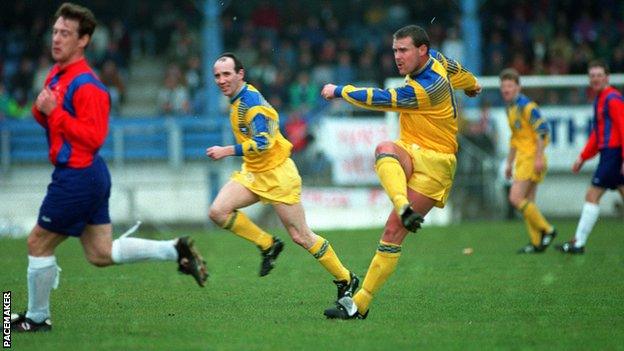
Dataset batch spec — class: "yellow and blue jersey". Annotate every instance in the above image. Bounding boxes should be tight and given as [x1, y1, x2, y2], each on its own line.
[334, 49, 478, 154]
[506, 94, 550, 155]
[229, 83, 292, 172]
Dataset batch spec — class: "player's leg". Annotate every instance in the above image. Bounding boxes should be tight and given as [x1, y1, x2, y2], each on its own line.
[559, 185, 605, 253]
[561, 149, 624, 253]
[509, 179, 543, 251]
[81, 223, 207, 286]
[209, 180, 274, 250]
[350, 190, 435, 317]
[525, 182, 557, 248]
[209, 180, 280, 275]
[373, 141, 422, 229]
[11, 225, 66, 332]
[273, 202, 356, 297]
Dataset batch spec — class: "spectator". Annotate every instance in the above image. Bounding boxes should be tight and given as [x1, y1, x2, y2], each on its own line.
[334, 51, 356, 85]
[442, 27, 464, 62]
[284, 110, 311, 153]
[288, 71, 318, 111]
[185, 55, 202, 99]
[0, 83, 30, 120]
[10, 57, 34, 107]
[131, 0, 156, 57]
[31, 55, 51, 97]
[100, 60, 126, 116]
[157, 64, 190, 116]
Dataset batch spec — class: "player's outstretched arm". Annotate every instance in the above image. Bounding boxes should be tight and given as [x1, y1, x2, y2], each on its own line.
[321, 84, 337, 100]
[206, 145, 235, 160]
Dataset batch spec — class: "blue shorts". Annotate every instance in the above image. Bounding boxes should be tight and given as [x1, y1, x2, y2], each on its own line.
[591, 147, 624, 190]
[38, 156, 111, 237]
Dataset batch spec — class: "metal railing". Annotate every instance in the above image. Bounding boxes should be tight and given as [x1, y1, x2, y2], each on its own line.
[0, 116, 227, 172]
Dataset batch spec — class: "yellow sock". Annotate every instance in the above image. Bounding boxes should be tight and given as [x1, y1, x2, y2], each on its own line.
[519, 200, 553, 235]
[523, 216, 542, 246]
[375, 155, 409, 214]
[223, 210, 273, 250]
[353, 241, 401, 315]
[308, 236, 350, 281]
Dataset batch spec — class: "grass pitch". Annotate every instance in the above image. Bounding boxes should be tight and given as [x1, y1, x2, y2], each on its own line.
[3, 219, 624, 350]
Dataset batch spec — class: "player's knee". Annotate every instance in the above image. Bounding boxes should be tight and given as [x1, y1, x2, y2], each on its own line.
[584, 191, 600, 203]
[508, 193, 522, 208]
[86, 251, 113, 267]
[208, 206, 228, 226]
[27, 234, 41, 255]
[27, 228, 52, 256]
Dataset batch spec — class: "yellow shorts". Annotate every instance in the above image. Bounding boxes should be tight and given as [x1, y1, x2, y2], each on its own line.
[513, 152, 547, 183]
[396, 140, 456, 208]
[231, 157, 301, 205]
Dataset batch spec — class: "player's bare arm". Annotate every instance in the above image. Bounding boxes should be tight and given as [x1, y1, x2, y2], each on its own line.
[534, 137, 546, 173]
[465, 82, 482, 97]
[505, 147, 516, 179]
[572, 157, 585, 173]
[206, 145, 235, 160]
[321, 84, 337, 100]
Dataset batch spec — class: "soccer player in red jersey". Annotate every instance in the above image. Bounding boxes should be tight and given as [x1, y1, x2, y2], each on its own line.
[11, 3, 207, 333]
[558, 60, 624, 254]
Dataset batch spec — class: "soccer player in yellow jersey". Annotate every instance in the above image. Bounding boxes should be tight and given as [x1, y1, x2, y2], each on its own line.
[206, 53, 358, 300]
[499, 68, 557, 254]
[321, 25, 481, 319]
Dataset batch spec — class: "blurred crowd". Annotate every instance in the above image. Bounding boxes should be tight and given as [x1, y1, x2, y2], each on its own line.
[1, 0, 623, 123]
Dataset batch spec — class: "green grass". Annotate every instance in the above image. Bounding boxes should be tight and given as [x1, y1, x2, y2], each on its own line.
[3, 219, 624, 351]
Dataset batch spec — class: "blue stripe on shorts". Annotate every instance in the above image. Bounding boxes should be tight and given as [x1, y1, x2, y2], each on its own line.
[37, 156, 111, 236]
[591, 147, 624, 190]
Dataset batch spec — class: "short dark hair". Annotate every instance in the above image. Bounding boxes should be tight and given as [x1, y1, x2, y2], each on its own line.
[499, 68, 520, 84]
[216, 52, 244, 72]
[54, 2, 97, 39]
[393, 25, 430, 49]
[588, 59, 610, 75]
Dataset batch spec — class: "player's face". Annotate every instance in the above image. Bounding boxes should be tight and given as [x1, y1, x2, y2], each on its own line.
[588, 66, 608, 93]
[500, 79, 520, 103]
[213, 57, 244, 98]
[393, 37, 427, 76]
[51, 17, 89, 66]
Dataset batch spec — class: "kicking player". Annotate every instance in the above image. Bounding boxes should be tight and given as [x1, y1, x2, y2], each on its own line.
[321, 24, 481, 319]
[499, 68, 557, 254]
[206, 53, 358, 300]
[11, 2, 207, 333]
[558, 60, 624, 254]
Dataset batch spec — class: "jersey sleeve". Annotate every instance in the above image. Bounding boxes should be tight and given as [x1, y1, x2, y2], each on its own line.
[579, 129, 599, 160]
[334, 83, 429, 113]
[429, 49, 479, 91]
[609, 96, 624, 158]
[234, 106, 277, 156]
[527, 105, 550, 138]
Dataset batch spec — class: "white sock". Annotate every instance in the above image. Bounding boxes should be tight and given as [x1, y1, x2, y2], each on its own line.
[26, 255, 60, 323]
[574, 202, 600, 247]
[111, 238, 178, 264]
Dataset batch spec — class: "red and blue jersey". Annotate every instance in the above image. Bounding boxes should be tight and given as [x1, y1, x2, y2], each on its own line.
[580, 86, 624, 160]
[32, 58, 110, 168]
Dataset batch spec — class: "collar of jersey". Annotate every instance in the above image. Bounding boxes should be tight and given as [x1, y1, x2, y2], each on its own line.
[230, 83, 248, 103]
